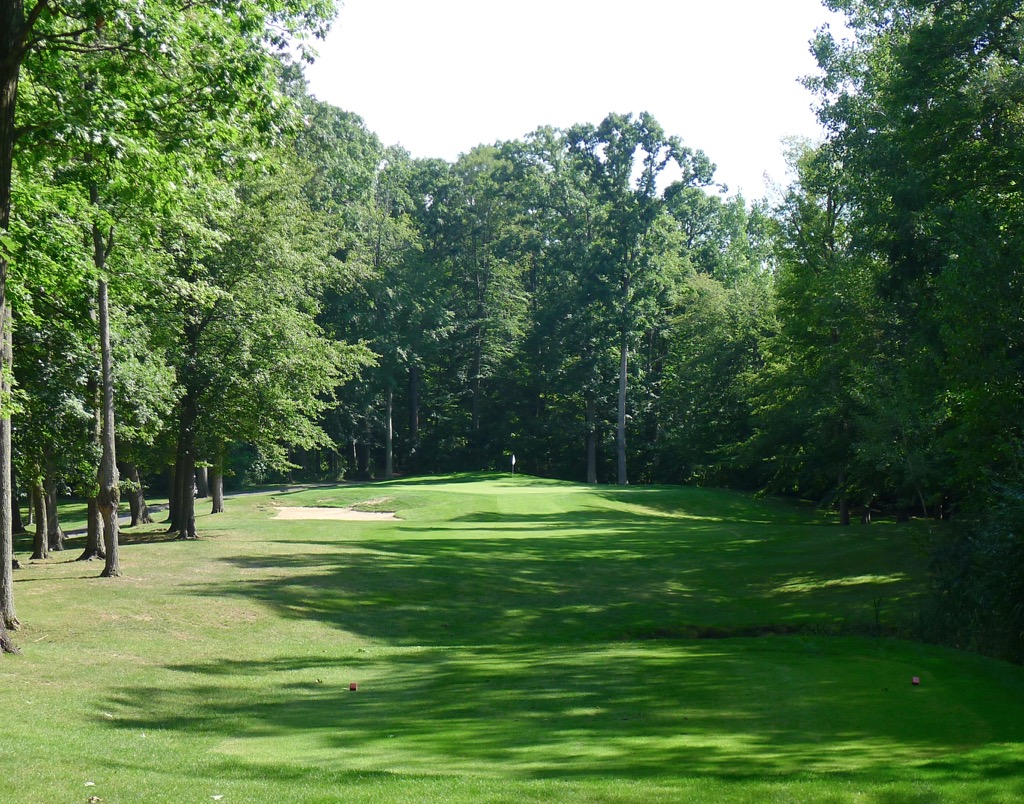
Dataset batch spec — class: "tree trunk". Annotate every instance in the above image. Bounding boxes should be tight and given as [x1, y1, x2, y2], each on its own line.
[11, 467, 24, 534]
[384, 384, 394, 480]
[178, 460, 188, 524]
[195, 465, 209, 498]
[1, 8, 27, 647]
[0, 306, 14, 633]
[0, 617, 15, 653]
[174, 389, 199, 540]
[210, 467, 224, 514]
[166, 462, 179, 530]
[408, 363, 420, 469]
[915, 486, 929, 519]
[97, 280, 121, 576]
[177, 456, 197, 540]
[585, 389, 597, 485]
[208, 442, 225, 514]
[356, 442, 369, 480]
[616, 333, 628, 486]
[77, 494, 104, 561]
[83, 326, 102, 553]
[838, 469, 851, 527]
[122, 462, 152, 526]
[44, 467, 64, 551]
[471, 338, 482, 435]
[39, 441, 64, 551]
[0, 302, 13, 644]
[30, 479, 46, 560]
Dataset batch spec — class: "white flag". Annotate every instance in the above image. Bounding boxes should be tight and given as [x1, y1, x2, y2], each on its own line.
[511, 454, 516, 466]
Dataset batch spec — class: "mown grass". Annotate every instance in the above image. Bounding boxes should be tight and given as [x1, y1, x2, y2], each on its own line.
[2, 473, 1023, 802]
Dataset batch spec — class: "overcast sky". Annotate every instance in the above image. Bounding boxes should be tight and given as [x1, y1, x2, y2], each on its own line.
[304, 0, 848, 200]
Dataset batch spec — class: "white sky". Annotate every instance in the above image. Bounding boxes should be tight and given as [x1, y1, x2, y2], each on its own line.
[304, 0, 848, 200]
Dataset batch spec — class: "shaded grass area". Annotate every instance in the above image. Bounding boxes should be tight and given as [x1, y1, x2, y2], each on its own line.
[2, 474, 1023, 802]
[241, 477, 925, 646]
[106, 640, 1024, 781]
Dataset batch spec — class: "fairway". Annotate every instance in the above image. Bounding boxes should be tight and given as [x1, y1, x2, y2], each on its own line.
[3, 475, 1024, 802]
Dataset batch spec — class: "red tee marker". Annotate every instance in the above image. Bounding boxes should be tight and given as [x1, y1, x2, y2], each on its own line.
[349, 682, 358, 691]
[911, 676, 920, 686]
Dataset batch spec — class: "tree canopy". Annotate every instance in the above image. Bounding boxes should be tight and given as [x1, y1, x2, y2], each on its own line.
[2, 0, 1022, 661]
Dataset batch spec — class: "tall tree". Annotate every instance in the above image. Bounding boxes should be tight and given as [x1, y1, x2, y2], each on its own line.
[379, 150, 530, 475]
[157, 156, 372, 536]
[0, 301, 15, 651]
[96, 278, 119, 575]
[659, 271, 772, 487]
[0, 0, 34, 645]
[350, 147, 420, 479]
[517, 126, 614, 482]
[812, 0, 1024, 515]
[0, 0, 338, 650]
[656, 185, 774, 486]
[443, 146, 530, 464]
[292, 93, 384, 479]
[564, 112, 713, 484]
[749, 141, 880, 523]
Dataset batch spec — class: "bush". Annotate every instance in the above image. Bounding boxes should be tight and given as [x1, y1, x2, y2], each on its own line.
[923, 484, 1024, 662]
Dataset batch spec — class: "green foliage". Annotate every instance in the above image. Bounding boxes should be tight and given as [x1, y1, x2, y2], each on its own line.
[774, 0, 1024, 649]
[749, 141, 881, 512]
[810, 0, 1024, 512]
[7, 163, 98, 492]
[924, 459, 1024, 662]
[293, 94, 381, 233]
[6, 0, 1022, 666]
[660, 272, 772, 486]
[155, 156, 373, 472]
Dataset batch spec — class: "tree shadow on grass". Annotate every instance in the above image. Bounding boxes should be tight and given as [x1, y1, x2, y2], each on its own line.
[118, 529, 184, 547]
[97, 482, 1024, 793]
[371, 472, 514, 487]
[14, 573, 101, 583]
[199, 504, 924, 649]
[586, 485, 823, 526]
[99, 641, 1024, 788]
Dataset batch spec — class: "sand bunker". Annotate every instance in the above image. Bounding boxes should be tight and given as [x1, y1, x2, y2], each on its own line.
[274, 506, 398, 521]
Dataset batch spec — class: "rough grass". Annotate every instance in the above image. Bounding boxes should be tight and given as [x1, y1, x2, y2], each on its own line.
[2, 473, 1024, 802]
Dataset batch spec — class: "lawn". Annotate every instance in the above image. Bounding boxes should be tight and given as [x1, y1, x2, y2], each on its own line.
[2, 474, 1023, 802]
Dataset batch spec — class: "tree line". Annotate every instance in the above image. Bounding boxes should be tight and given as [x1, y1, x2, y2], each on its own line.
[2, 0, 1022, 660]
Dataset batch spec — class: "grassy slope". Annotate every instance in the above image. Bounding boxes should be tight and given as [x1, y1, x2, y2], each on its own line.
[2, 474, 1023, 803]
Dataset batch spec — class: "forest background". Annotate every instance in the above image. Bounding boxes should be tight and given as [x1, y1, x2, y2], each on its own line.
[0, 0, 1022, 661]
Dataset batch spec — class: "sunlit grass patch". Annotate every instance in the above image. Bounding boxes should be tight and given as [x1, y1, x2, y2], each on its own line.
[774, 573, 910, 593]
